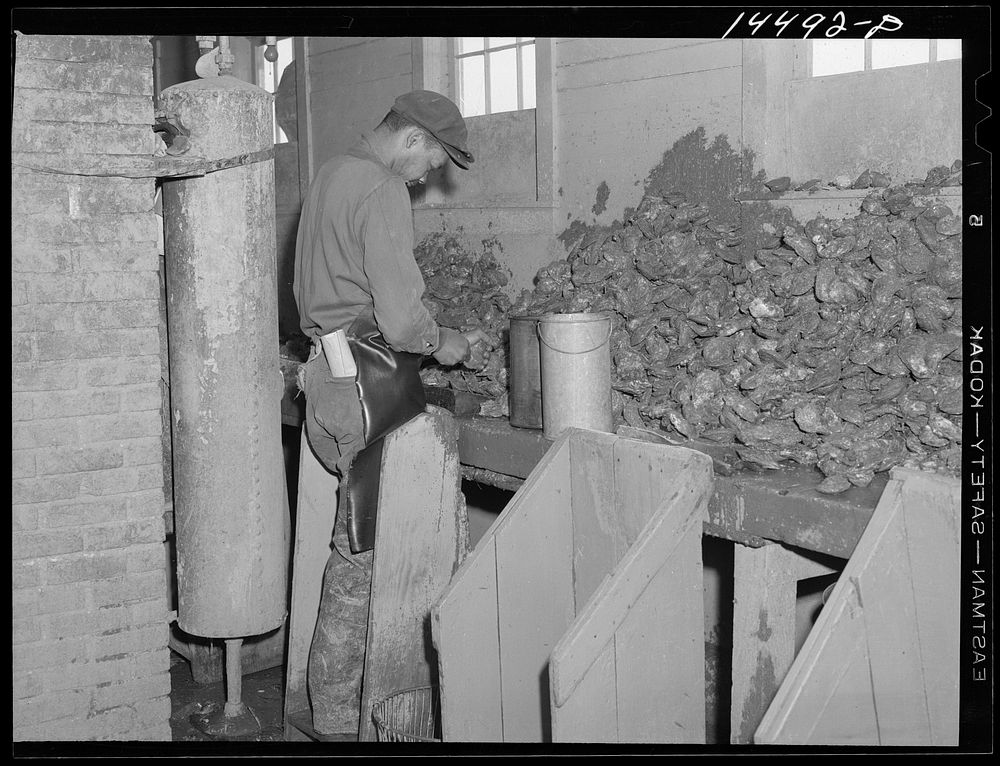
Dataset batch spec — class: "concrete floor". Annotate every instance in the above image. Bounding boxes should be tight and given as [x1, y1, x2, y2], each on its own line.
[168, 649, 285, 742]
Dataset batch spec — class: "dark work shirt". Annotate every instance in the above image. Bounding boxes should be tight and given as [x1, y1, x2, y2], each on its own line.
[293, 138, 440, 354]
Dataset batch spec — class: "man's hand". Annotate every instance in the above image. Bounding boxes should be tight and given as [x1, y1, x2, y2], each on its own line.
[432, 327, 472, 366]
[462, 328, 492, 370]
[433, 327, 493, 366]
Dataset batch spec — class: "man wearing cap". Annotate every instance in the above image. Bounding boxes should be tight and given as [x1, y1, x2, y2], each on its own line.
[293, 90, 486, 737]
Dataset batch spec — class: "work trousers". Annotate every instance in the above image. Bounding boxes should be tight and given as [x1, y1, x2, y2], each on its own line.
[299, 349, 372, 736]
[306, 492, 373, 736]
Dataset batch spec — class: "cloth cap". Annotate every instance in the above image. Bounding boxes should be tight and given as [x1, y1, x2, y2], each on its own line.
[390, 90, 474, 169]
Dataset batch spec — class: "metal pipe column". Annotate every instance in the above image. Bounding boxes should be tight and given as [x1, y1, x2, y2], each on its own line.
[160, 75, 288, 641]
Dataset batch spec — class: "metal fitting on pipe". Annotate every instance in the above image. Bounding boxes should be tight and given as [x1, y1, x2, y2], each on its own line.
[196, 35, 217, 55]
[217, 35, 234, 76]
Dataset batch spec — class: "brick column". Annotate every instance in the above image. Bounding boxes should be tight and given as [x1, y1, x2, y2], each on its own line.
[12, 34, 172, 741]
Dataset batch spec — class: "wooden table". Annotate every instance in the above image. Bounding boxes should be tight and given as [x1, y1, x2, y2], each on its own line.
[453, 415, 883, 559]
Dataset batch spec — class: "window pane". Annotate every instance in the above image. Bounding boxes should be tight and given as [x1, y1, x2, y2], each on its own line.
[521, 45, 535, 109]
[937, 39, 962, 60]
[457, 37, 484, 54]
[488, 37, 517, 49]
[489, 48, 518, 113]
[277, 37, 294, 69]
[521, 43, 536, 109]
[812, 39, 864, 76]
[518, 37, 535, 43]
[458, 56, 486, 117]
[274, 38, 295, 144]
[872, 39, 930, 69]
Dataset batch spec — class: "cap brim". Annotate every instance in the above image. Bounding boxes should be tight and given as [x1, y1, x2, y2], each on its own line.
[390, 106, 474, 169]
[441, 142, 474, 170]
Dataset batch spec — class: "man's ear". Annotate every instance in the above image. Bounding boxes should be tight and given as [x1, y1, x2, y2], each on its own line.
[403, 126, 424, 149]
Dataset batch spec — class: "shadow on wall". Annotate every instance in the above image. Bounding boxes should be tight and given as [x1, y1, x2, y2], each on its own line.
[559, 127, 769, 252]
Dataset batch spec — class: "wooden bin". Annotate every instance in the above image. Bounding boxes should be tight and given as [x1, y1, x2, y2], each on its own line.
[432, 428, 713, 743]
[755, 467, 961, 745]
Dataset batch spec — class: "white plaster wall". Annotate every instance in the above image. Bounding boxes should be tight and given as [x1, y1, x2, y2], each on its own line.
[784, 60, 962, 182]
[306, 37, 414, 168]
[554, 38, 744, 228]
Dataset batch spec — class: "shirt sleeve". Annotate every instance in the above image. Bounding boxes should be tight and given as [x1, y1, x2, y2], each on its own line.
[358, 179, 441, 354]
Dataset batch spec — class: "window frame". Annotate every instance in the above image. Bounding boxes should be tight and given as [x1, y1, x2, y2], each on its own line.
[807, 38, 961, 78]
[413, 37, 555, 208]
[450, 37, 537, 116]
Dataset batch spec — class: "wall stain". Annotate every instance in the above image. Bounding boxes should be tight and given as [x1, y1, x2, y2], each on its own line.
[591, 180, 610, 216]
[740, 652, 777, 741]
[755, 607, 773, 642]
[558, 127, 771, 253]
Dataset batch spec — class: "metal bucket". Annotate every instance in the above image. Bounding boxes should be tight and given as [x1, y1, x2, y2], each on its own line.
[537, 312, 613, 439]
[508, 315, 543, 429]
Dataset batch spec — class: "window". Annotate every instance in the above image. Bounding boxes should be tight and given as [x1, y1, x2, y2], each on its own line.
[455, 37, 536, 117]
[254, 37, 295, 143]
[811, 38, 960, 77]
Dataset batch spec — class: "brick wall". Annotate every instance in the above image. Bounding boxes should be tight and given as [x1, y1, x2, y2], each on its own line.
[12, 34, 172, 741]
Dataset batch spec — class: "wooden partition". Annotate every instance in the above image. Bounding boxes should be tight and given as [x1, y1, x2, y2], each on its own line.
[432, 428, 713, 743]
[359, 408, 467, 742]
[755, 467, 961, 745]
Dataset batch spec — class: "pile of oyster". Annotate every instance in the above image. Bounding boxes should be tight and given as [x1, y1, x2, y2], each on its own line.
[415, 232, 512, 400]
[421, 164, 963, 492]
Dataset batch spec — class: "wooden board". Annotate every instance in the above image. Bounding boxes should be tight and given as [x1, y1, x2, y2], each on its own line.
[432, 426, 575, 742]
[493, 442, 575, 742]
[613, 540, 704, 743]
[456, 416, 553, 479]
[549, 441, 712, 743]
[358, 409, 466, 742]
[431, 539, 503, 742]
[730, 543, 837, 744]
[549, 642, 618, 743]
[569, 432, 623, 613]
[755, 469, 960, 745]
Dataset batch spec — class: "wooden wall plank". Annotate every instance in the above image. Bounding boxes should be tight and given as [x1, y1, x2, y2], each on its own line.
[551, 642, 619, 743]
[569, 431, 623, 612]
[494, 441, 575, 742]
[557, 65, 741, 117]
[557, 40, 741, 91]
[359, 411, 465, 741]
[432, 539, 502, 742]
[308, 37, 396, 56]
[555, 38, 734, 69]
